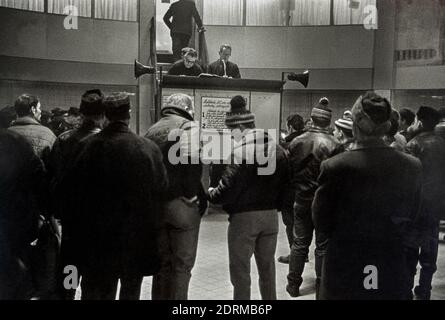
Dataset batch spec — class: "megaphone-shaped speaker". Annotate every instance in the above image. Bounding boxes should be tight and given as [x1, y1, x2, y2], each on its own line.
[135, 60, 155, 79]
[287, 70, 310, 88]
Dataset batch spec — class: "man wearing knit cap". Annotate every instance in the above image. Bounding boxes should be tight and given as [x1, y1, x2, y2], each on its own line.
[49, 89, 107, 299]
[313, 91, 422, 300]
[66, 92, 168, 300]
[406, 106, 445, 300]
[286, 97, 341, 298]
[334, 112, 354, 151]
[145, 93, 206, 300]
[208, 95, 289, 300]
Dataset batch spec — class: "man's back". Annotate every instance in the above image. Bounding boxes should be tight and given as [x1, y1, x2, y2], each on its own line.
[407, 132, 445, 192]
[49, 123, 101, 187]
[9, 116, 56, 163]
[164, 0, 203, 36]
[313, 143, 422, 299]
[289, 127, 340, 204]
[210, 130, 289, 215]
[406, 131, 445, 220]
[69, 122, 168, 276]
[145, 108, 202, 201]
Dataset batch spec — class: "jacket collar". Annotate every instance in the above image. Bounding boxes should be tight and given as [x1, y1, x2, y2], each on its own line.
[161, 105, 194, 121]
[350, 138, 389, 151]
[285, 131, 302, 143]
[12, 116, 40, 126]
[103, 121, 130, 134]
[307, 125, 329, 135]
[79, 119, 102, 134]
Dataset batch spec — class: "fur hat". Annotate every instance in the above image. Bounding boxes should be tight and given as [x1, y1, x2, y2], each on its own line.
[103, 92, 131, 121]
[225, 95, 255, 127]
[79, 89, 105, 116]
[351, 91, 391, 136]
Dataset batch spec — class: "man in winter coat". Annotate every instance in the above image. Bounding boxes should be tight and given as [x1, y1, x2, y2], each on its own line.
[145, 93, 205, 300]
[208, 95, 289, 300]
[66, 92, 168, 300]
[313, 92, 422, 300]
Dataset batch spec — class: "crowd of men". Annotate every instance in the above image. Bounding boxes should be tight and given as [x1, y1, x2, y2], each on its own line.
[1, 88, 445, 300]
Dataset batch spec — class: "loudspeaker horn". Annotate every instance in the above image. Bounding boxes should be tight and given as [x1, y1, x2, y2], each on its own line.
[287, 70, 310, 88]
[135, 60, 156, 79]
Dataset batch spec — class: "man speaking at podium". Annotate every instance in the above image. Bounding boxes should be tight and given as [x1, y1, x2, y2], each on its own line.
[207, 44, 241, 79]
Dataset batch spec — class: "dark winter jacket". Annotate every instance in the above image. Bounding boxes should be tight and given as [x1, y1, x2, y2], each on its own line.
[313, 139, 422, 300]
[288, 126, 341, 206]
[209, 129, 289, 215]
[8, 116, 56, 166]
[145, 106, 203, 201]
[207, 60, 241, 78]
[0, 129, 44, 252]
[163, 0, 203, 37]
[406, 131, 445, 221]
[64, 121, 168, 277]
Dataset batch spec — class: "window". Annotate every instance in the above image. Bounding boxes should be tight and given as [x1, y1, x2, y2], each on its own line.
[290, 0, 331, 26]
[203, 0, 378, 26]
[95, 0, 138, 21]
[246, 0, 288, 26]
[48, 0, 92, 17]
[334, 0, 376, 25]
[203, 0, 243, 26]
[156, 0, 172, 52]
[0, 0, 44, 12]
[1, 0, 139, 21]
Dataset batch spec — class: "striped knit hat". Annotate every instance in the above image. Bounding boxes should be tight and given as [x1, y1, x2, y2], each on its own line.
[335, 117, 353, 132]
[225, 95, 255, 127]
[311, 97, 332, 123]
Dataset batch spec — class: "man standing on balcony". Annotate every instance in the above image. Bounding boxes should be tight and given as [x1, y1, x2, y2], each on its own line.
[163, 0, 205, 61]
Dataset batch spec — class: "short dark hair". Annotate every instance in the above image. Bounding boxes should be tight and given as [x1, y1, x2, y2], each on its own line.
[361, 91, 392, 126]
[182, 47, 198, 58]
[399, 108, 415, 126]
[286, 113, 304, 132]
[417, 106, 440, 131]
[219, 44, 232, 53]
[14, 94, 39, 117]
[103, 92, 131, 122]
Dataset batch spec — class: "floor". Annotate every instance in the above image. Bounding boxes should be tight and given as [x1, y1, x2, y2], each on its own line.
[76, 212, 445, 300]
[138, 213, 445, 300]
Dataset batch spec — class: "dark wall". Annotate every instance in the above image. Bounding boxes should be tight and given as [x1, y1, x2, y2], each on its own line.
[0, 8, 138, 65]
[0, 6, 142, 131]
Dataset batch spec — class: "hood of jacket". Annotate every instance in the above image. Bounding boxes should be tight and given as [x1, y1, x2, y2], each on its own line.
[161, 105, 194, 122]
[232, 129, 276, 166]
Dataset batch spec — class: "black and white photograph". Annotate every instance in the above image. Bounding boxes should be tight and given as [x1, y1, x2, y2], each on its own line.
[1, 0, 445, 306]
